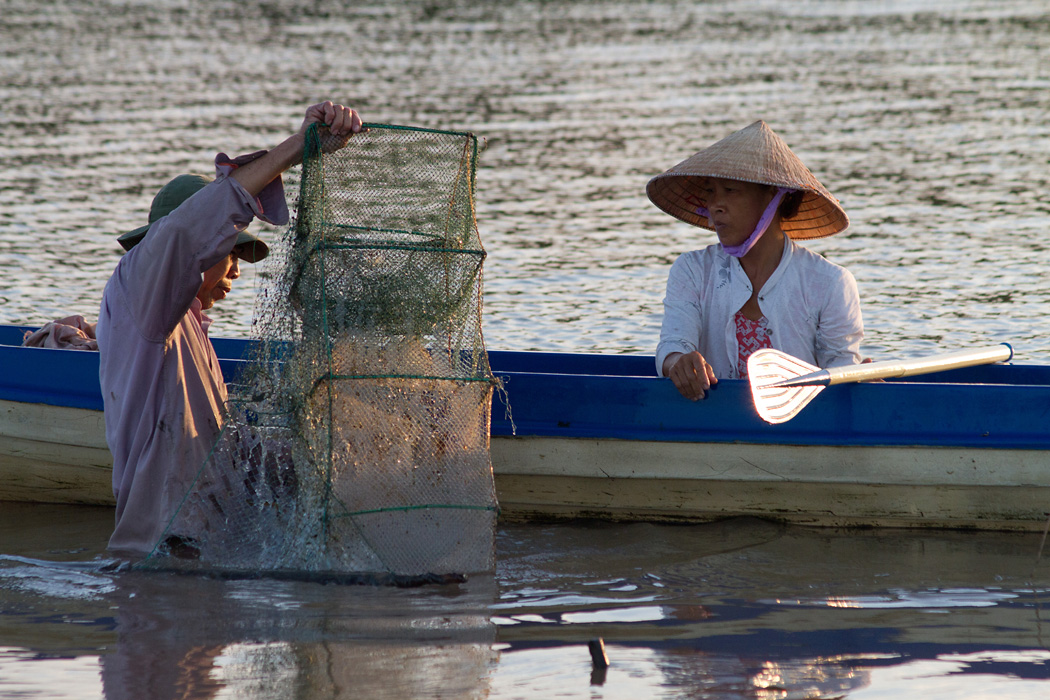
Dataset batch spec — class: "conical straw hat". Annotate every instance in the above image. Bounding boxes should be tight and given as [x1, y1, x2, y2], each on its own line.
[646, 121, 849, 239]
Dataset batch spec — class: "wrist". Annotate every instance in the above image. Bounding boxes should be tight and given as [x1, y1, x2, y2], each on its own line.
[662, 352, 682, 377]
[275, 132, 306, 168]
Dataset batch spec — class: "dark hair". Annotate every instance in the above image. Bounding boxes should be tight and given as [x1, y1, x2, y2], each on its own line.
[778, 190, 804, 220]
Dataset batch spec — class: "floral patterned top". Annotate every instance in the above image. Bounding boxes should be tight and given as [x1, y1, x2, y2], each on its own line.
[735, 311, 773, 379]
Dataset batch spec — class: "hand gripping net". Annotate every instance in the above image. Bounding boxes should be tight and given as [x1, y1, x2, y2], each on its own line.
[141, 124, 498, 579]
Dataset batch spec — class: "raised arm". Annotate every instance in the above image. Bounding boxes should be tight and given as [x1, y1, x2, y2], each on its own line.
[230, 101, 363, 197]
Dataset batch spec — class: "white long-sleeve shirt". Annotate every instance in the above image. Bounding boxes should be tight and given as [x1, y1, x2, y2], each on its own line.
[656, 237, 863, 379]
[97, 155, 286, 555]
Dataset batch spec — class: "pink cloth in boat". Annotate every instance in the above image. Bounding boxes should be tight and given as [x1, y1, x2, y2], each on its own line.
[22, 315, 98, 351]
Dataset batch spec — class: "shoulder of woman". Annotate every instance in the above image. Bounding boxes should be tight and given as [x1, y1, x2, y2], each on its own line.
[787, 242, 852, 273]
[673, 244, 723, 265]
[780, 245, 856, 298]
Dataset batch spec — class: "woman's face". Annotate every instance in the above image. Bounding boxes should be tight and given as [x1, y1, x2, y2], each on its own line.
[698, 177, 776, 247]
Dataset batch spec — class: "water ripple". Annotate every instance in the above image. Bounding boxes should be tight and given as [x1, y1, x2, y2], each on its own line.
[2, 0, 1048, 364]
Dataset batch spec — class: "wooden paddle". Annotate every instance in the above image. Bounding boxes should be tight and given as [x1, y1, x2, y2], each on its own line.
[747, 344, 1013, 424]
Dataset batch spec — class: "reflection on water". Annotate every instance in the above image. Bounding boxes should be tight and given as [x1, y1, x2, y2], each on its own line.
[94, 574, 499, 700]
[2, 0, 1050, 360]
[0, 504, 501, 700]
[3, 505, 1050, 698]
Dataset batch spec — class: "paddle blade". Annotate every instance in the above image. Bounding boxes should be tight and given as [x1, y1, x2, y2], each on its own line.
[748, 343, 1013, 424]
[748, 349, 827, 424]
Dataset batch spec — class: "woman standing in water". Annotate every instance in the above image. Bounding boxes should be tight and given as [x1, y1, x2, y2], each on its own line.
[649, 121, 862, 401]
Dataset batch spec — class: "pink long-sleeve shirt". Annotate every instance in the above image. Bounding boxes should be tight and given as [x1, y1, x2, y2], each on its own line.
[97, 154, 287, 555]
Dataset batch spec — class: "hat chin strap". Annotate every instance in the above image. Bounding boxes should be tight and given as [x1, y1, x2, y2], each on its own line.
[697, 187, 792, 258]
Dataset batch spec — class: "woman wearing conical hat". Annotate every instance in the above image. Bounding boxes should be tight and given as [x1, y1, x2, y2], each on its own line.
[648, 121, 863, 400]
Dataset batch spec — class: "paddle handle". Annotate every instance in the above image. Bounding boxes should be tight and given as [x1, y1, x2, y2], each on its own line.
[824, 343, 1013, 386]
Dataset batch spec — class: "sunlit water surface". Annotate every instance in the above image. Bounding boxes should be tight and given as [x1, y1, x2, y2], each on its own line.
[3, 0, 1050, 697]
[2, 0, 1049, 358]
[4, 505, 1050, 699]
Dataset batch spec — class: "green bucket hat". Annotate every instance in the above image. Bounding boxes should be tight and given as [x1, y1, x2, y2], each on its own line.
[117, 174, 270, 263]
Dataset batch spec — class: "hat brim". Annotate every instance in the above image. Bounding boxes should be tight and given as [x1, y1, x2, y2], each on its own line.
[117, 222, 269, 263]
[117, 224, 151, 252]
[646, 121, 850, 239]
[233, 231, 269, 263]
[646, 173, 850, 240]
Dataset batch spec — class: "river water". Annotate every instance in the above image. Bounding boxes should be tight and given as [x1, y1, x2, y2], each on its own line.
[2, 0, 1050, 359]
[3, 0, 1050, 697]
[5, 504, 1050, 700]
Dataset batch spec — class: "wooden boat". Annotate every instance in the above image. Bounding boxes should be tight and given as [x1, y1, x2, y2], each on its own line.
[3, 323, 1050, 531]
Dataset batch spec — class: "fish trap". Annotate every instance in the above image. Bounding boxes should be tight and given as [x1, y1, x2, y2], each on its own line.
[141, 124, 498, 578]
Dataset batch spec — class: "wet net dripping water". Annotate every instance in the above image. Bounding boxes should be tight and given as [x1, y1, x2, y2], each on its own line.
[139, 124, 499, 579]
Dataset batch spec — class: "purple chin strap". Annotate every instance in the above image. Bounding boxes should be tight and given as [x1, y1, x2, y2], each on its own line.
[697, 186, 793, 258]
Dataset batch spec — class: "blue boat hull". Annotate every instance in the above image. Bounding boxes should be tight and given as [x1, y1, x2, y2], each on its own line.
[3, 325, 1050, 529]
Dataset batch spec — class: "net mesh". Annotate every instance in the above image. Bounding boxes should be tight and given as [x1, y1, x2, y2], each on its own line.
[139, 124, 498, 578]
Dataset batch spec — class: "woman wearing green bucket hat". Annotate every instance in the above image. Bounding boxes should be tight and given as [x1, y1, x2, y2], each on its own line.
[98, 101, 363, 556]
